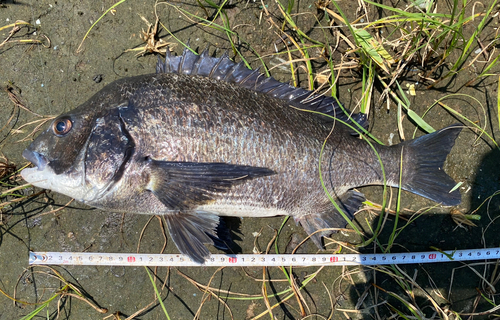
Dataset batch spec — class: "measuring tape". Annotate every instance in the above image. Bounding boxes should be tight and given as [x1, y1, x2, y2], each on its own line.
[29, 248, 500, 267]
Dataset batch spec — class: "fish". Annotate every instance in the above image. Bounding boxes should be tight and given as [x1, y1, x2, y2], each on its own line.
[21, 47, 462, 263]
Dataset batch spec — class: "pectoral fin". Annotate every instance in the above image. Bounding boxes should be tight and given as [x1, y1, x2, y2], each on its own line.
[146, 159, 275, 210]
[164, 211, 230, 264]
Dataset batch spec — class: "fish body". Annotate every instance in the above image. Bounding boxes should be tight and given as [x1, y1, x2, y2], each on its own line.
[21, 48, 462, 263]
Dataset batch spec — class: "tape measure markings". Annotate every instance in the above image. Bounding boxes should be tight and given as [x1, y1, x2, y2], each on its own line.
[29, 248, 500, 267]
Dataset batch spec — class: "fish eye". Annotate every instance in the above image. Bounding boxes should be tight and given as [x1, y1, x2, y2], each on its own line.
[52, 118, 73, 136]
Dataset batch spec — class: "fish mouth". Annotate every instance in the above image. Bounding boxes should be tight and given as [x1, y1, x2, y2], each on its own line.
[22, 149, 48, 171]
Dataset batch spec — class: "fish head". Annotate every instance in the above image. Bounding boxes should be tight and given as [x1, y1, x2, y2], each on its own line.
[21, 110, 96, 201]
[22, 99, 137, 204]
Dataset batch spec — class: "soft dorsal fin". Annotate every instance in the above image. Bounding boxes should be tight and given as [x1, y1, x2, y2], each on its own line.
[156, 47, 368, 132]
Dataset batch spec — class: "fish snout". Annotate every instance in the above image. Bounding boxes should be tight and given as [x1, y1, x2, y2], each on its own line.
[22, 149, 48, 171]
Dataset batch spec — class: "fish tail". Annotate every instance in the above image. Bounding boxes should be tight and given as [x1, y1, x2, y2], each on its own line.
[402, 124, 462, 206]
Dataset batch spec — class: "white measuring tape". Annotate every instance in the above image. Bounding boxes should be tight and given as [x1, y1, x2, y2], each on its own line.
[29, 248, 500, 267]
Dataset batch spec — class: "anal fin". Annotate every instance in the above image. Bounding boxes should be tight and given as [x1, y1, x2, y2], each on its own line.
[164, 211, 230, 264]
[297, 191, 365, 248]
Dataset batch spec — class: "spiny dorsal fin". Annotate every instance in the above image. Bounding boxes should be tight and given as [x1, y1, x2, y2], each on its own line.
[156, 47, 368, 132]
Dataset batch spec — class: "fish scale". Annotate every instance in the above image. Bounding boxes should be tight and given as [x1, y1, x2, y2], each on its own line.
[21, 47, 462, 264]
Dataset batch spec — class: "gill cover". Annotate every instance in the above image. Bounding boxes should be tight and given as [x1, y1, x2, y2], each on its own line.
[84, 103, 135, 193]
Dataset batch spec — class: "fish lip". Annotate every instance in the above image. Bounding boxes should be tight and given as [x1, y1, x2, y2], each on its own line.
[22, 149, 48, 171]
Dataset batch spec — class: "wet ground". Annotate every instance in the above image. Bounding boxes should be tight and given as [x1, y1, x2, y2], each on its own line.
[0, 0, 499, 319]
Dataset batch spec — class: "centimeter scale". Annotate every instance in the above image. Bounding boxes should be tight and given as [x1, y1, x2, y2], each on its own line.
[30, 248, 500, 267]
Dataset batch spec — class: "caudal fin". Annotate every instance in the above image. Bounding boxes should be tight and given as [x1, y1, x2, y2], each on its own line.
[403, 124, 462, 206]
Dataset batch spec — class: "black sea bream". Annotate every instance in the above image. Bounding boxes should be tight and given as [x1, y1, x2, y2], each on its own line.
[21, 48, 462, 263]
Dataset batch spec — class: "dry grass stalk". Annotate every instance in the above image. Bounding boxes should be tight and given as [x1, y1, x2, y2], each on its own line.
[125, 15, 173, 56]
[175, 268, 235, 320]
[0, 20, 50, 49]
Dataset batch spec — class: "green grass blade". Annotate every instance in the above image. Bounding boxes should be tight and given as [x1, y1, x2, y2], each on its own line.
[424, 94, 498, 148]
[449, 0, 499, 74]
[19, 290, 60, 320]
[353, 28, 394, 74]
[385, 148, 404, 253]
[76, 0, 128, 52]
[145, 267, 171, 320]
[393, 80, 435, 133]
